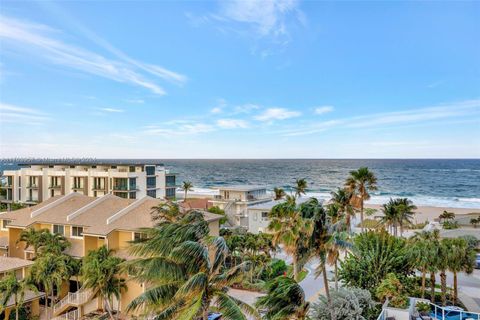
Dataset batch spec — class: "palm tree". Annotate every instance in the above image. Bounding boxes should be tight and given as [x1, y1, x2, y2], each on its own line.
[470, 217, 480, 228]
[409, 231, 436, 299]
[273, 187, 286, 200]
[439, 210, 455, 223]
[0, 272, 38, 320]
[17, 228, 48, 257]
[330, 188, 355, 231]
[150, 200, 183, 223]
[380, 200, 400, 236]
[29, 253, 69, 319]
[445, 238, 476, 305]
[325, 231, 351, 290]
[395, 198, 417, 236]
[255, 277, 309, 320]
[268, 198, 314, 281]
[125, 211, 259, 320]
[82, 246, 126, 320]
[293, 178, 308, 199]
[345, 167, 377, 232]
[438, 239, 450, 306]
[65, 256, 82, 291]
[38, 231, 70, 255]
[181, 181, 193, 201]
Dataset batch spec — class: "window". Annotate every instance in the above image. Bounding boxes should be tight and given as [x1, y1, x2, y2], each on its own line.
[53, 224, 64, 235]
[261, 212, 269, 221]
[145, 166, 155, 175]
[129, 166, 135, 172]
[146, 177, 156, 188]
[166, 175, 176, 187]
[1, 219, 11, 230]
[71, 226, 84, 238]
[129, 192, 136, 199]
[166, 188, 176, 198]
[147, 190, 156, 198]
[133, 232, 147, 241]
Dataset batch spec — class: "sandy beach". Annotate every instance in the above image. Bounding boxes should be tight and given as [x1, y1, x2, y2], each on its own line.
[365, 204, 480, 224]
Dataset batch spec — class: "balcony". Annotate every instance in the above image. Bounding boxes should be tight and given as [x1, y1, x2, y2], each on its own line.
[112, 185, 129, 191]
[91, 185, 106, 191]
[71, 185, 84, 190]
[49, 185, 62, 189]
[25, 198, 39, 203]
[0, 184, 12, 189]
[26, 184, 39, 189]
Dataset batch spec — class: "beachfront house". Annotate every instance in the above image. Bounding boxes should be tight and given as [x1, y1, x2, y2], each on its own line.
[209, 185, 272, 227]
[0, 193, 222, 319]
[0, 160, 178, 209]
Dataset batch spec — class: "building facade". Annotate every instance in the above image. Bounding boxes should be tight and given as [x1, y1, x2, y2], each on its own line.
[0, 161, 178, 207]
[209, 185, 272, 227]
[0, 193, 221, 319]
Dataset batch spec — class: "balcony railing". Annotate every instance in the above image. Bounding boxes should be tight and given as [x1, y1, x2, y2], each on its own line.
[71, 185, 84, 190]
[92, 185, 106, 190]
[0, 184, 12, 188]
[26, 198, 39, 203]
[26, 184, 38, 189]
[112, 185, 129, 191]
[49, 185, 62, 189]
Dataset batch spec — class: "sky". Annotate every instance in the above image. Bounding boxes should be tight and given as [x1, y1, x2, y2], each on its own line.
[0, 0, 479, 158]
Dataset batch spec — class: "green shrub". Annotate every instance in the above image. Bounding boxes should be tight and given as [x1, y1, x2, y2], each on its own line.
[416, 301, 430, 313]
[443, 221, 459, 229]
[260, 259, 287, 281]
[357, 218, 381, 229]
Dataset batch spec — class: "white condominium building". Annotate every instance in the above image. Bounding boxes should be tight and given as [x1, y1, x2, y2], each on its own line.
[0, 160, 178, 206]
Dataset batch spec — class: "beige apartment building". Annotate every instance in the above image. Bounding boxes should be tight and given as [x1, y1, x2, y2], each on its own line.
[0, 161, 178, 207]
[0, 193, 221, 319]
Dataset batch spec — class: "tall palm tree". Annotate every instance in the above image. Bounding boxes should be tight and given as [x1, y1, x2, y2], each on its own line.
[293, 178, 308, 199]
[125, 211, 259, 320]
[409, 231, 436, 299]
[82, 246, 126, 320]
[273, 187, 286, 200]
[445, 238, 476, 305]
[181, 181, 193, 201]
[38, 232, 70, 255]
[438, 239, 451, 306]
[380, 199, 400, 236]
[345, 167, 377, 232]
[0, 272, 38, 320]
[268, 198, 314, 281]
[29, 253, 69, 319]
[255, 277, 309, 320]
[330, 188, 355, 231]
[325, 231, 351, 290]
[395, 198, 417, 236]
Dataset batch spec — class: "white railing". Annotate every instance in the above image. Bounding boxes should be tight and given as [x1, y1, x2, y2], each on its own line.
[53, 288, 92, 313]
[52, 308, 79, 320]
[376, 309, 386, 320]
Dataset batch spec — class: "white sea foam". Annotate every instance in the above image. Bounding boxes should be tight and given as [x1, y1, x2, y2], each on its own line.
[182, 188, 480, 209]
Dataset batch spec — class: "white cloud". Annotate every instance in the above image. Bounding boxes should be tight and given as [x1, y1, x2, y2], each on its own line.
[281, 99, 480, 136]
[216, 119, 249, 129]
[99, 108, 124, 113]
[126, 99, 144, 104]
[211, 107, 223, 114]
[144, 122, 215, 137]
[234, 103, 260, 114]
[254, 107, 301, 121]
[219, 0, 302, 37]
[0, 15, 186, 95]
[0, 102, 50, 125]
[314, 105, 334, 115]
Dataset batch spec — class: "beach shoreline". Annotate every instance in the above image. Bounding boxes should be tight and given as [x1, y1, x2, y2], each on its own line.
[365, 204, 480, 224]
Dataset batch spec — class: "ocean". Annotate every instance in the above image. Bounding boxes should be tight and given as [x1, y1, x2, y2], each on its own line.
[1, 159, 479, 209]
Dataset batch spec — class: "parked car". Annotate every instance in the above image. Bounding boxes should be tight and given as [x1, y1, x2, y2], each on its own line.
[475, 254, 480, 269]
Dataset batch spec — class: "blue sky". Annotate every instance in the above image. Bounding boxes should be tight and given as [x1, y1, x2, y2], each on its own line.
[0, 0, 479, 158]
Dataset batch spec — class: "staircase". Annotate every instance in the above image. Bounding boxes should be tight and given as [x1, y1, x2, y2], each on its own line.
[52, 288, 96, 319]
[223, 200, 237, 227]
[52, 308, 79, 320]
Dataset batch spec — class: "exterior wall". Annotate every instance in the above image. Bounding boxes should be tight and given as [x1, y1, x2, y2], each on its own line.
[1, 164, 177, 206]
[107, 230, 132, 251]
[83, 235, 105, 255]
[120, 280, 144, 315]
[247, 208, 271, 234]
[208, 220, 220, 236]
[8, 227, 24, 258]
